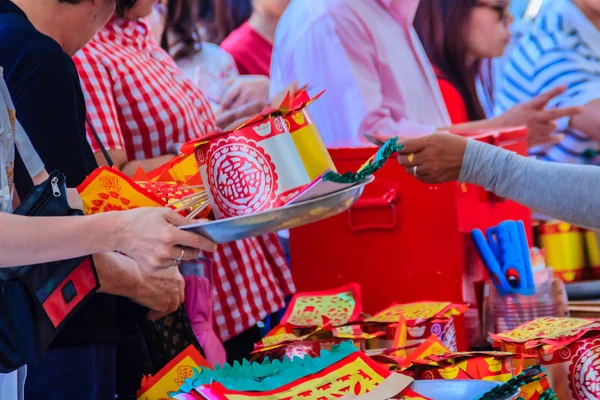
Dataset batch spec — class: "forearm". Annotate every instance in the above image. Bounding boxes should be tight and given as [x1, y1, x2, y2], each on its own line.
[444, 118, 501, 132]
[0, 212, 122, 267]
[459, 140, 600, 229]
[569, 100, 600, 142]
[94, 252, 142, 297]
[121, 154, 175, 177]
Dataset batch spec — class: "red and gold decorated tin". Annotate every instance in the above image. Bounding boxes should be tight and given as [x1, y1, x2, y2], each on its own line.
[537, 335, 600, 400]
[194, 96, 335, 219]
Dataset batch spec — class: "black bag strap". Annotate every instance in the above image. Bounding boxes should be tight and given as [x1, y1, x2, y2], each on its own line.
[86, 118, 114, 167]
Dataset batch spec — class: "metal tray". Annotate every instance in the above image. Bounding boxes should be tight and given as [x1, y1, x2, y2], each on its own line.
[410, 380, 519, 400]
[181, 177, 373, 243]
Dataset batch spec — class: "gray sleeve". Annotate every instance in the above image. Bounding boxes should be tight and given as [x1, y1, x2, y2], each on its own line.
[459, 140, 600, 230]
[14, 120, 44, 178]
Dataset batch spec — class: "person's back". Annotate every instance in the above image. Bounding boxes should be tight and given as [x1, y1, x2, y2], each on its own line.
[0, 5, 97, 186]
[496, 0, 600, 165]
[270, 0, 450, 148]
[0, 1, 117, 398]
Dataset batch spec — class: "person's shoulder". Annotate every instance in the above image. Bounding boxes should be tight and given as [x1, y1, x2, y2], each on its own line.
[514, 5, 581, 59]
[0, 23, 74, 77]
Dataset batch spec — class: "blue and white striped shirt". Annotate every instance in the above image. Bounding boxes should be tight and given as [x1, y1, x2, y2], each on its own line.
[495, 0, 600, 165]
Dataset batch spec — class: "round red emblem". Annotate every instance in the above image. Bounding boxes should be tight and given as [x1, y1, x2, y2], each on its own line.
[207, 136, 278, 217]
[570, 338, 600, 399]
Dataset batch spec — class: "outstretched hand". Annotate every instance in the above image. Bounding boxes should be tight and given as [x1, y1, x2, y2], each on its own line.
[496, 85, 581, 148]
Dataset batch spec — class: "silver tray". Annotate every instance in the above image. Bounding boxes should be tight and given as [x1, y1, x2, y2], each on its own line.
[181, 177, 373, 243]
[410, 380, 519, 400]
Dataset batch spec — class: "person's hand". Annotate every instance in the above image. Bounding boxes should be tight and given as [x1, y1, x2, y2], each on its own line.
[221, 76, 270, 111]
[130, 266, 186, 321]
[215, 100, 267, 131]
[396, 133, 468, 184]
[270, 80, 300, 107]
[115, 208, 217, 272]
[493, 86, 581, 148]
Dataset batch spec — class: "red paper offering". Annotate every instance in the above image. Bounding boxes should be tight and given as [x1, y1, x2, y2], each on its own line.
[192, 91, 335, 219]
[253, 319, 381, 361]
[365, 302, 468, 324]
[492, 317, 600, 399]
[365, 302, 467, 352]
[192, 352, 393, 399]
[280, 283, 363, 328]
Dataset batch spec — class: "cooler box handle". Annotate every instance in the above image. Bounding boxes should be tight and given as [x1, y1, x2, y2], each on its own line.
[347, 179, 398, 232]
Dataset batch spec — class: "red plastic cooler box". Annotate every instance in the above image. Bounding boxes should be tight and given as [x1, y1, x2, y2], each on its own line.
[289, 129, 533, 350]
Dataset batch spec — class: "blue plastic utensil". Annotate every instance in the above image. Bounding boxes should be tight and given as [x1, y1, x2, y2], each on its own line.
[472, 220, 534, 296]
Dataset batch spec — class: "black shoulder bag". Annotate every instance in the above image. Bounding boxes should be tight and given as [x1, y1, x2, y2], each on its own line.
[0, 154, 100, 373]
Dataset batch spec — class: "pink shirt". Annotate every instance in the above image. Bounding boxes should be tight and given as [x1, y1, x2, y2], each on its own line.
[221, 22, 272, 76]
[270, 0, 450, 148]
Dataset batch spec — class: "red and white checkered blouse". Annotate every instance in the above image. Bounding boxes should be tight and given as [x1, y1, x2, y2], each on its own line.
[73, 17, 295, 342]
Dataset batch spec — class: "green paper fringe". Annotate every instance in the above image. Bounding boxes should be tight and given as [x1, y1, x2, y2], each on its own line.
[323, 137, 404, 184]
[478, 365, 556, 400]
[170, 341, 358, 396]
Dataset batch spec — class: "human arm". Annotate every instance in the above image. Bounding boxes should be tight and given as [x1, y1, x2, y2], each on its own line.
[72, 51, 177, 175]
[443, 86, 581, 148]
[0, 207, 216, 269]
[220, 75, 270, 111]
[396, 133, 600, 230]
[460, 139, 600, 229]
[568, 99, 600, 140]
[94, 251, 184, 320]
[95, 149, 175, 177]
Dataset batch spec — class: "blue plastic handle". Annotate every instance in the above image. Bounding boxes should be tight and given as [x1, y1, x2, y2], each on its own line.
[516, 220, 534, 290]
[473, 220, 535, 296]
[472, 229, 513, 295]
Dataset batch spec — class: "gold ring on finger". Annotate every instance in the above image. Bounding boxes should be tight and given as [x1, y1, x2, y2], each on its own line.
[176, 247, 185, 262]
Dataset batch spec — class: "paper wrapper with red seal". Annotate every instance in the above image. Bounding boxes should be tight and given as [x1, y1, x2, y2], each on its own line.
[190, 90, 336, 219]
[252, 317, 382, 361]
[137, 345, 210, 400]
[364, 302, 468, 352]
[491, 317, 600, 399]
[281, 90, 335, 181]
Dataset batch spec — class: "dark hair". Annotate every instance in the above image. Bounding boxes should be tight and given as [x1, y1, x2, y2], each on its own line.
[211, 0, 252, 43]
[161, 0, 202, 61]
[116, 0, 139, 17]
[414, 0, 490, 121]
[57, 0, 138, 16]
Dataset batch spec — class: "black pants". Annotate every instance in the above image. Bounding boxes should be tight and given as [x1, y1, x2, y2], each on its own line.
[223, 325, 262, 364]
[25, 344, 116, 400]
[223, 312, 282, 363]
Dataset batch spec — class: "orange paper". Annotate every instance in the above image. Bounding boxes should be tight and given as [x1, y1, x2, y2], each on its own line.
[77, 167, 167, 214]
[137, 345, 210, 400]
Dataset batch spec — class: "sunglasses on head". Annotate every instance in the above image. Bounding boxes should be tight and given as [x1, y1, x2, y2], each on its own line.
[475, 2, 511, 23]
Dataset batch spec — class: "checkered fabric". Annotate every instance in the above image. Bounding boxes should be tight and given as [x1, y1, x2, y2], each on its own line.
[73, 17, 295, 341]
